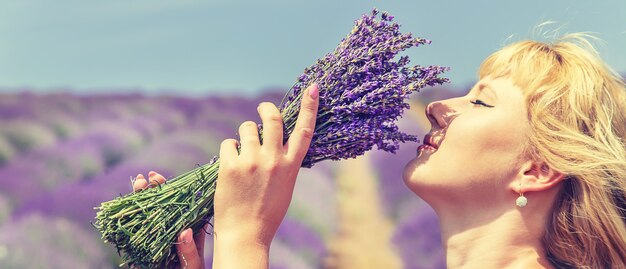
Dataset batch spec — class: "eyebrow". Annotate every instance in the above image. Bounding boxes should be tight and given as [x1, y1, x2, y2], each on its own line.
[478, 83, 498, 100]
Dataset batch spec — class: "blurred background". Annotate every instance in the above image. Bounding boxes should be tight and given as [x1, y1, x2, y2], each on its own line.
[0, 1, 624, 268]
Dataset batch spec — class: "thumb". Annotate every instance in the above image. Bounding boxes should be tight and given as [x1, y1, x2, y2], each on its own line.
[176, 228, 204, 269]
[286, 83, 319, 161]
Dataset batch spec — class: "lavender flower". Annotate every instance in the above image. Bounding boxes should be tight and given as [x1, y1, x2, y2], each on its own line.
[0, 193, 11, 225]
[393, 204, 445, 269]
[0, 214, 113, 269]
[275, 218, 326, 266]
[0, 136, 15, 166]
[278, 8, 448, 167]
[0, 119, 57, 153]
[94, 8, 448, 269]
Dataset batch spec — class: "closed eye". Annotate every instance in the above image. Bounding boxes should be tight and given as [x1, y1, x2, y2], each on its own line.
[470, 99, 494, 108]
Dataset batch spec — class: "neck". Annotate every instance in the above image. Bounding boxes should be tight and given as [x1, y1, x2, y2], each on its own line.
[438, 209, 554, 269]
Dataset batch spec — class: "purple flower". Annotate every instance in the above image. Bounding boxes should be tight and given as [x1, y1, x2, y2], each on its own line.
[1, 119, 58, 153]
[275, 218, 326, 265]
[277, 8, 448, 168]
[393, 203, 445, 269]
[0, 213, 112, 269]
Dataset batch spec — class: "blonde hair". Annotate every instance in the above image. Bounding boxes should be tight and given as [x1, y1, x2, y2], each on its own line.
[478, 34, 626, 268]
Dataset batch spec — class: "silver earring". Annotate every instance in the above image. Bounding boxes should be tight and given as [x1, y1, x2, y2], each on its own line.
[516, 182, 527, 208]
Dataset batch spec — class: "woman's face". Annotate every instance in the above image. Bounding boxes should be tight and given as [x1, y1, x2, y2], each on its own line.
[403, 76, 531, 209]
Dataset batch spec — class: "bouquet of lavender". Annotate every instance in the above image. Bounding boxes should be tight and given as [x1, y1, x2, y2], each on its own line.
[93, 8, 448, 269]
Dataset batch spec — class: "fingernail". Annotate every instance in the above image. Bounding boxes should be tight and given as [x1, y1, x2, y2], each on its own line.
[257, 102, 268, 112]
[183, 228, 192, 244]
[148, 171, 157, 177]
[308, 84, 319, 99]
[179, 229, 187, 243]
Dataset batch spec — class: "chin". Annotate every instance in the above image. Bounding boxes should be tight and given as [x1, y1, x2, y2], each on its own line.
[402, 157, 423, 195]
[402, 156, 447, 202]
[402, 164, 446, 213]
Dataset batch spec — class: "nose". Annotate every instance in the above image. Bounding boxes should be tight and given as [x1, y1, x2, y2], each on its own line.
[425, 100, 459, 129]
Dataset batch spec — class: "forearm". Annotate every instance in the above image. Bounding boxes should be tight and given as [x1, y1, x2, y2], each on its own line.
[212, 230, 271, 269]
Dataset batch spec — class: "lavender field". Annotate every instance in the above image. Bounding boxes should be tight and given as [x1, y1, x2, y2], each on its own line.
[0, 87, 459, 269]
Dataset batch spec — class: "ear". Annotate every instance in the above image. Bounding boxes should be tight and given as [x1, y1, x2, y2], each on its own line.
[510, 160, 566, 193]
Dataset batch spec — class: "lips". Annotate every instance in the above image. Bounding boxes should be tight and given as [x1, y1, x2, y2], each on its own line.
[421, 133, 440, 150]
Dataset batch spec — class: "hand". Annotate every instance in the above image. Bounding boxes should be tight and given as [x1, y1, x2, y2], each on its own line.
[212, 83, 319, 268]
[132, 171, 207, 269]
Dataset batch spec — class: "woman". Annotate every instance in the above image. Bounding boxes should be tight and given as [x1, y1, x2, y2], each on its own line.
[134, 35, 626, 268]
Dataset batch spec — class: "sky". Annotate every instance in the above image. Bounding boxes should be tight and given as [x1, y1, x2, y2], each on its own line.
[0, 0, 625, 96]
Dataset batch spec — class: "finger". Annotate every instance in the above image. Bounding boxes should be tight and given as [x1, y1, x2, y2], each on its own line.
[219, 139, 239, 162]
[176, 228, 203, 269]
[238, 121, 261, 155]
[133, 174, 148, 192]
[287, 83, 319, 161]
[257, 102, 284, 152]
[148, 171, 166, 187]
[192, 224, 208, 262]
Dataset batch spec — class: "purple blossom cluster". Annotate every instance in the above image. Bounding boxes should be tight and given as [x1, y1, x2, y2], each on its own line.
[0, 213, 113, 269]
[275, 218, 326, 266]
[278, 8, 448, 167]
[393, 203, 445, 269]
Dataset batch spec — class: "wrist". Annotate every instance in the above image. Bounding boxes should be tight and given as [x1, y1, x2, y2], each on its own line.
[212, 227, 273, 269]
[213, 219, 278, 247]
[214, 227, 273, 248]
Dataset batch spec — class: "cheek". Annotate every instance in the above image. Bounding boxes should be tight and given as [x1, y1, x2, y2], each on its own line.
[455, 121, 520, 156]
[404, 114, 526, 190]
[446, 117, 525, 177]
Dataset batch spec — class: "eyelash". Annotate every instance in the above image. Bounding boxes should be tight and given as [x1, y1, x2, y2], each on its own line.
[470, 99, 494, 108]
